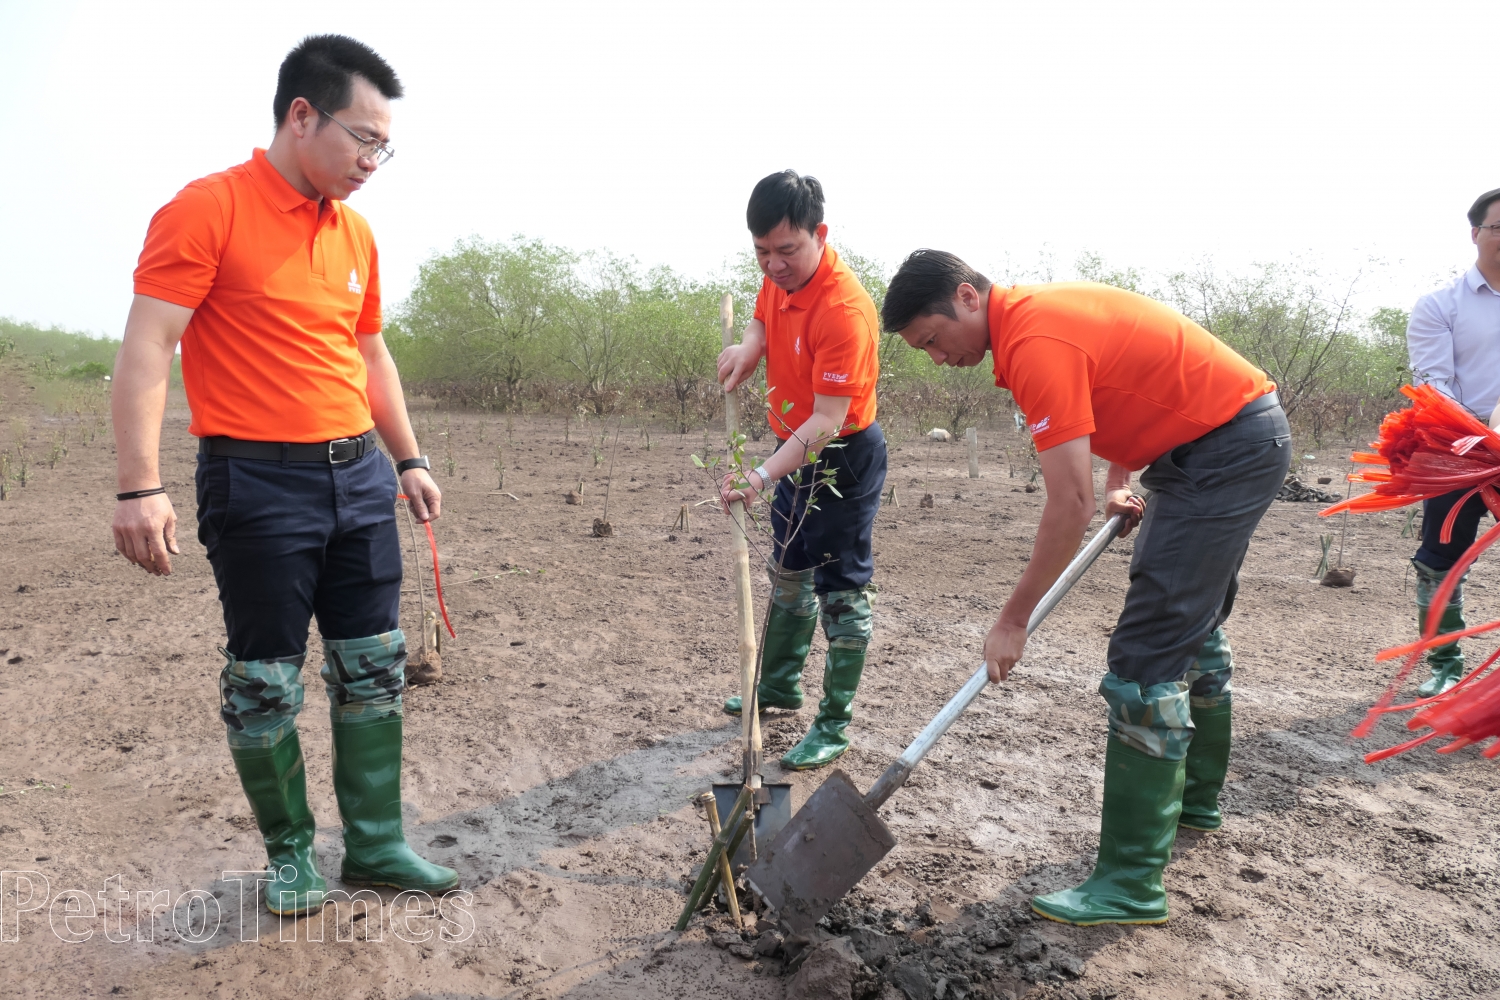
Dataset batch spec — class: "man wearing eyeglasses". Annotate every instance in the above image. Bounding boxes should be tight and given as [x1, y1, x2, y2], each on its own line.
[110, 34, 454, 914]
[1404, 187, 1500, 698]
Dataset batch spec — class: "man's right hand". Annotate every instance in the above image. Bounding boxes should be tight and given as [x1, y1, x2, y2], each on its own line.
[112, 493, 180, 576]
[716, 342, 760, 392]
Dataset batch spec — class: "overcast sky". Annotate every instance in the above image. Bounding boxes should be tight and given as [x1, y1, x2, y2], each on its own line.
[2, 1, 1496, 335]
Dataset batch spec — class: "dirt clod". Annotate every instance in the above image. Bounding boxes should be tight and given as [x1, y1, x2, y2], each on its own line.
[786, 937, 879, 1000]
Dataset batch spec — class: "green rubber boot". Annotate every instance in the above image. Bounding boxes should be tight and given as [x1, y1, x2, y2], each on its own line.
[1413, 559, 1467, 697]
[781, 589, 871, 771]
[1032, 740, 1184, 925]
[723, 603, 815, 716]
[1180, 628, 1233, 832]
[228, 731, 328, 915]
[330, 714, 460, 893]
[1179, 703, 1232, 831]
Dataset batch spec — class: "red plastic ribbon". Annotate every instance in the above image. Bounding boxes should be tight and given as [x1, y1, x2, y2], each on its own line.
[1322, 384, 1500, 761]
[398, 496, 456, 639]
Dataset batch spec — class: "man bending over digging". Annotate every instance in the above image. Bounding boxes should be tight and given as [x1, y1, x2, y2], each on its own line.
[716, 170, 887, 770]
[881, 250, 1288, 926]
[109, 35, 455, 913]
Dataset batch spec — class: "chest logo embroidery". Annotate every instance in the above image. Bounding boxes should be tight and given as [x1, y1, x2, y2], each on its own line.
[347, 269, 363, 294]
[794, 336, 801, 356]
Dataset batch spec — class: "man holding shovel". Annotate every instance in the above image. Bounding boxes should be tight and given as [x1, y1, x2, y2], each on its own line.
[716, 170, 886, 771]
[881, 250, 1287, 925]
[109, 35, 455, 913]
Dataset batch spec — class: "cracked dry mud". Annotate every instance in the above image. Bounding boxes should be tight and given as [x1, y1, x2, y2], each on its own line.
[1, 384, 1497, 1000]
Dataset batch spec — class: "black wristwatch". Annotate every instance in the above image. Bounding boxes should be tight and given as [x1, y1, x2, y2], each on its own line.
[395, 456, 431, 475]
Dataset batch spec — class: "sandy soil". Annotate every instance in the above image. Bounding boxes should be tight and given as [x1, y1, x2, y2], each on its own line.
[2, 376, 1498, 1000]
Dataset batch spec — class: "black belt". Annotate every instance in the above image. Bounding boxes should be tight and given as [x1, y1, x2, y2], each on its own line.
[1232, 390, 1280, 421]
[198, 429, 377, 464]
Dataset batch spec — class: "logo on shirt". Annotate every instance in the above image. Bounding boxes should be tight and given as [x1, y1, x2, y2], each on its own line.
[347, 269, 362, 294]
[1029, 416, 1051, 435]
[822, 372, 850, 383]
[794, 336, 801, 356]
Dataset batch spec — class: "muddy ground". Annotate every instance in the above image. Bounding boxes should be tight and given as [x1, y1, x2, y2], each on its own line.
[1, 376, 1497, 1000]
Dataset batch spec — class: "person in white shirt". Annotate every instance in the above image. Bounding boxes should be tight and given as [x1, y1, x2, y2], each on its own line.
[1405, 186, 1500, 696]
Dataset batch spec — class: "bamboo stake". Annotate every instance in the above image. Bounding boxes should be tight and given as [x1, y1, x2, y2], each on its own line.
[721, 293, 762, 790]
[698, 793, 743, 928]
[676, 784, 752, 930]
[966, 426, 979, 479]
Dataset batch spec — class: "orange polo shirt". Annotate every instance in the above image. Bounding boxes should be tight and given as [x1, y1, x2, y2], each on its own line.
[989, 282, 1274, 470]
[133, 148, 382, 442]
[753, 246, 880, 440]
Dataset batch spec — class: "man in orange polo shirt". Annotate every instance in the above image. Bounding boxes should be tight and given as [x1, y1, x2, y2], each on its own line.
[882, 250, 1288, 926]
[717, 170, 886, 770]
[109, 35, 455, 914]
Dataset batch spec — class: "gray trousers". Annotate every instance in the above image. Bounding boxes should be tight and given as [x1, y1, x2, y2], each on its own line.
[1106, 398, 1291, 688]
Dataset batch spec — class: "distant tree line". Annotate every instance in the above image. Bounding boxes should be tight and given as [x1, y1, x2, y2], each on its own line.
[386, 237, 1415, 446]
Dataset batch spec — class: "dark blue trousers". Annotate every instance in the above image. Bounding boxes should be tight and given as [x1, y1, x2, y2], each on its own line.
[195, 447, 402, 661]
[1107, 401, 1291, 688]
[1415, 488, 1491, 572]
[770, 422, 888, 594]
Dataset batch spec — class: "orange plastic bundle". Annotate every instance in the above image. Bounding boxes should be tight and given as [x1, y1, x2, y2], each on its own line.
[1320, 384, 1500, 762]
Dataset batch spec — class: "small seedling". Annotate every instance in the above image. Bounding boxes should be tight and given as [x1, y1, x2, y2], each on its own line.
[883, 485, 899, 507]
[593, 419, 623, 537]
[494, 444, 505, 490]
[1315, 534, 1333, 577]
[673, 504, 690, 532]
[443, 414, 456, 477]
[1400, 508, 1419, 538]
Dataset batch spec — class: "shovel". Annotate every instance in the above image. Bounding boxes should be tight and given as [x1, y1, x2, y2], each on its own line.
[712, 291, 793, 866]
[747, 513, 1127, 932]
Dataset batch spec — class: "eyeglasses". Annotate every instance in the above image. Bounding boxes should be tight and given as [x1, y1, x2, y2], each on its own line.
[1478, 223, 1500, 237]
[308, 102, 395, 165]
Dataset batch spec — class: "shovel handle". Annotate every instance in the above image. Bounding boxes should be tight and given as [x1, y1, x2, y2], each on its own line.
[864, 514, 1125, 810]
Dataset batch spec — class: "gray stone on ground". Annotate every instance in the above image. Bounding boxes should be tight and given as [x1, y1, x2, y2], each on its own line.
[1051, 949, 1086, 978]
[889, 959, 936, 1000]
[1015, 930, 1047, 962]
[787, 936, 880, 1000]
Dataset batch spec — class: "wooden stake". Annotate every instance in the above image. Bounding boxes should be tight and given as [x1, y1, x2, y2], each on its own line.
[721, 293, 762, 789]
[967, 426, 979, 479]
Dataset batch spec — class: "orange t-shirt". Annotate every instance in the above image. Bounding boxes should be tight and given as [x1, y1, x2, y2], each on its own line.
[754, 246, 879, 440]
[989, 283, 1274, 470]
[133, 148, 382, 442]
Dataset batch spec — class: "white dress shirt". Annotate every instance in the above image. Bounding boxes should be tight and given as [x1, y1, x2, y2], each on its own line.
[1408, 266, 1500, 423]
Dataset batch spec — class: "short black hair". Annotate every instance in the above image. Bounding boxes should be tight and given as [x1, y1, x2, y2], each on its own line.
[881, 250, 994, 332]
[273, 35, 403, 130]
[746, 170, 824, 238]
[1469, 187, 1500, 227]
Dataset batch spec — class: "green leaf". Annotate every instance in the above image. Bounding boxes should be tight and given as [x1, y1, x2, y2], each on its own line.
[825, 484, 843, 498]
[690, 454, 705, 468]
[781, 400, 794, 415]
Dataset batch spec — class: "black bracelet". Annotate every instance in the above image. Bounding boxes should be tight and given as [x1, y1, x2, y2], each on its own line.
[116, 487, 167, 501]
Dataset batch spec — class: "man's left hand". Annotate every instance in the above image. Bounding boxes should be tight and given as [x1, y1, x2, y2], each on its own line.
[1104, 488, 1145, 537]
[401, 468, 442, 522]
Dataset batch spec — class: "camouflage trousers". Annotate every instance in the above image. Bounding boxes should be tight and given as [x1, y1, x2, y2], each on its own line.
[767, 563, 874, 652]
[219, 631, 408, 748]
[1102, 628, 1234, 761]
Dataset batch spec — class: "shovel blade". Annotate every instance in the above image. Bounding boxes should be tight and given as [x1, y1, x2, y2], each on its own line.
[745, 769, 897, 933]
[712, 781, 793, 868]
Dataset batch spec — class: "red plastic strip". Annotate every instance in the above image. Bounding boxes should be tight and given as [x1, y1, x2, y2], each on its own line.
[424, 519, 457, 639]
[1363, 730, 1438, 764]
[397, 495, 457, 639]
